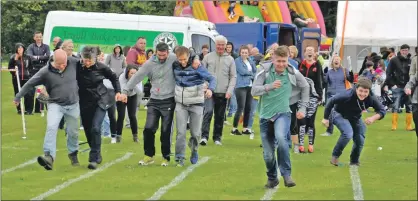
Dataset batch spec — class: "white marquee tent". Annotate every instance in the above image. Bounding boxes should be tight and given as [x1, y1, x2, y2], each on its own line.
[333, 1, 417, 72]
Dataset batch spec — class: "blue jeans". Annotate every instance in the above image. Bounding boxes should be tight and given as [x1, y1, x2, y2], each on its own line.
[248, 98, 259, 130]
[260, 112, 292, 179]
[391, 88, 412, 113]
[326, 94, 335, 134]
[332, 112, 366, 163]
[101, 111, 110, 137]
[45, 103, 80, 159]
[228, 93, 237, 115]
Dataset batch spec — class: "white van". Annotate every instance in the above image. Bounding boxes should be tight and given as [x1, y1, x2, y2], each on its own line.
[43, 11, 217, 54]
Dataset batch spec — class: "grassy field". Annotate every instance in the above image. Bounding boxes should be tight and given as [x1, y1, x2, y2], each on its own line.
[1, 71, 417, 200]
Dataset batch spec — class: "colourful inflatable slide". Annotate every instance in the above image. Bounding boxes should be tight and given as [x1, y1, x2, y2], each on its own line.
[174, 1, 331, 47]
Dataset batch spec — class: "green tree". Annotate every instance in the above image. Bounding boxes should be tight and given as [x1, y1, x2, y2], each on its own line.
[1, 1, 176, 55]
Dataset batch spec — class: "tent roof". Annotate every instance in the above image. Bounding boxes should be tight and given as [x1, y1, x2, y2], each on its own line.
[336, 1, 417, 47]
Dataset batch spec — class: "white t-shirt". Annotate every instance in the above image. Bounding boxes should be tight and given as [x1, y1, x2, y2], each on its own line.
[243, 59, 252, 86]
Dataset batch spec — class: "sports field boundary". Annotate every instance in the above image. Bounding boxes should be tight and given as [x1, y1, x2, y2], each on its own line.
[349, 165, 364, 200]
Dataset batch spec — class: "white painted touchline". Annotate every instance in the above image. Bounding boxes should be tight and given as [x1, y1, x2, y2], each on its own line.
[2, 146, 29, 150]
[349, 165, 364, 200]
[260, 170, 282, 200]
[30, 152, 133, 201]
[1, 157, 37, 175]
[146, 156, 210, 201]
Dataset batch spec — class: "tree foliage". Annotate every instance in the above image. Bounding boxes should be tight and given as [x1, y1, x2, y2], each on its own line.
[1, 1, 176, 55]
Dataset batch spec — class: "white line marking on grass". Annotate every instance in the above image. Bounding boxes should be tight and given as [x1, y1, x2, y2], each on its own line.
[260, 170, 282, 200]
[349, 165, 364, 200]
[1, 157, 37, 175]
[2, 146, 29, 150]
[30, 152, 133, 201]
[261, 187, 278, 201]
[146, 156, 210, 201]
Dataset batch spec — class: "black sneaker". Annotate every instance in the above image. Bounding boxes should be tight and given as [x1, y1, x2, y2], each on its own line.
[116, 135, 122, 143]
[24, 111, 33, 115]
[230, 129, 242, 135]
[133, 134, 139, 143]
[68, 151, 79, 166]
[265, 178, 279, 189]
[37, 154, 53, 170]
[97, 154, 102, 164]
[88, 162, 98, 170]
[242, 130, 252, 135]
[283, 176, 296, 187]
[186, 123, 190, 130]
[200, 138, 208, 146]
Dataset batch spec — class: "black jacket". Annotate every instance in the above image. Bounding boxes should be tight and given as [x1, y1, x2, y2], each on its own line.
[8, 54, 32, 80]
[298, 60, 324, 99]
[384, 55, 411, 88]
[76, 61, 121, 110]
[26, 43, 51, 72]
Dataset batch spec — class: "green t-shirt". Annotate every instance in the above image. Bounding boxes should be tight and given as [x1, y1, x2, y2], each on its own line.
[258, 67, 292, 119]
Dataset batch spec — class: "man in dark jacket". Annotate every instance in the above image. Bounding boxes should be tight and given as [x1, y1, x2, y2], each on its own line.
[323, 78, 386, 166]
[27, 31, 51, 113]
[384, 44, 413, 131]
[8, 43, 34, 114]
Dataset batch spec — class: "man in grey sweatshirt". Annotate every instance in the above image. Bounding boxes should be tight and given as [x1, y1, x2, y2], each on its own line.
[120, 42, 200, 166]
[200, 35, 237, 146]
[13, 50, 80, 171]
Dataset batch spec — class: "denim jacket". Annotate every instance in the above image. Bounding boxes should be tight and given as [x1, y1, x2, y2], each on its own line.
[235, 56, 256, 88]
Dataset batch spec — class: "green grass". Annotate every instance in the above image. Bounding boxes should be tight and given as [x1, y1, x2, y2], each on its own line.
[1, 71, 417, 200]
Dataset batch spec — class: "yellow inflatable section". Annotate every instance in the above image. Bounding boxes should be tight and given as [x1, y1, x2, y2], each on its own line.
[219, 1, 245, 22]
[192, 1, 208, 21]
[258, 1, 284, 22]
[288, 1, 317, 22]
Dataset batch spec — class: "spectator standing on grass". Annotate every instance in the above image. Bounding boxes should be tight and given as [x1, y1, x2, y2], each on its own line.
[199, 44, 210, 61]
[297, 46, 323, 152]
[76, 46, 121, 170]
[120, 42, 200, 166]
[409, 47, 417, 76]
[250, 47, 263, 66]
[125, 37, 147, 128]
[13, 50, 80, 171]
[27, 31, 50, 114]
[231, 45, 256, 136]
[384, 44, 413, 131]
[200, 35, 236, 146]
[101, 78, 117, 140]
[8, 43, 34, 115]
[251, 46, 308, 188]
[115, 65, 142, 144]
[405, 72, 418, 137]
[323, 78, 386, 166]
[172, 46, 216, 166]
[105, 44, 127, 77]
[321, 55, 352, 137]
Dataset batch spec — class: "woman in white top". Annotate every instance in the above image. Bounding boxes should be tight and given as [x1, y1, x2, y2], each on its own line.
[231, 45, 257, 136]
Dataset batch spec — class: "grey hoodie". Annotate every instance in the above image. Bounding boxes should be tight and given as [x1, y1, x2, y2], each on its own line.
[406, 75, 418, 104]
[105, 45, 127, 77]
[251, 62, 310, 115]
[122, 53, 176, 100]
[202, 52, 236, 95]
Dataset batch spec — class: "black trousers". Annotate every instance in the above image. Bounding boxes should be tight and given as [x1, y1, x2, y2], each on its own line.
[12, 77, 33, 113]
[143, 98, 175, 160]
[80, 104, 107, 163]
[107, 104, 117, 135]
[202, 93, 228, 142]
[116, 95, 138, 136]
[233, 87, 253, 128]
[289, 103, 298, 136]
[413, 104, 418, 137]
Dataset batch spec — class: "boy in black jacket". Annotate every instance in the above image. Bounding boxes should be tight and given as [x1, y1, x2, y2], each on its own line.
[322, 78, 386, 166]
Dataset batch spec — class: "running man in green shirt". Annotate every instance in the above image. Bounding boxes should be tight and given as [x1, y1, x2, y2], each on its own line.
[252, 46, 310, 189]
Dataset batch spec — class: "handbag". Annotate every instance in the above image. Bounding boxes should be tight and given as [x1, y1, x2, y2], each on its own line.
[343, 68, 352, 89]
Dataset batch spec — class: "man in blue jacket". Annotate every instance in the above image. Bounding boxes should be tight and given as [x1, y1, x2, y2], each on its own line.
[322, 77, 386, 166]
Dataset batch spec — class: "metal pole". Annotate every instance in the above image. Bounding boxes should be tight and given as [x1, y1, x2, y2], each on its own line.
[14, 66, 27, 139]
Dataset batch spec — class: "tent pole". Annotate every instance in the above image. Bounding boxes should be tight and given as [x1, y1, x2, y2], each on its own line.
[339, 0, 349, 58]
